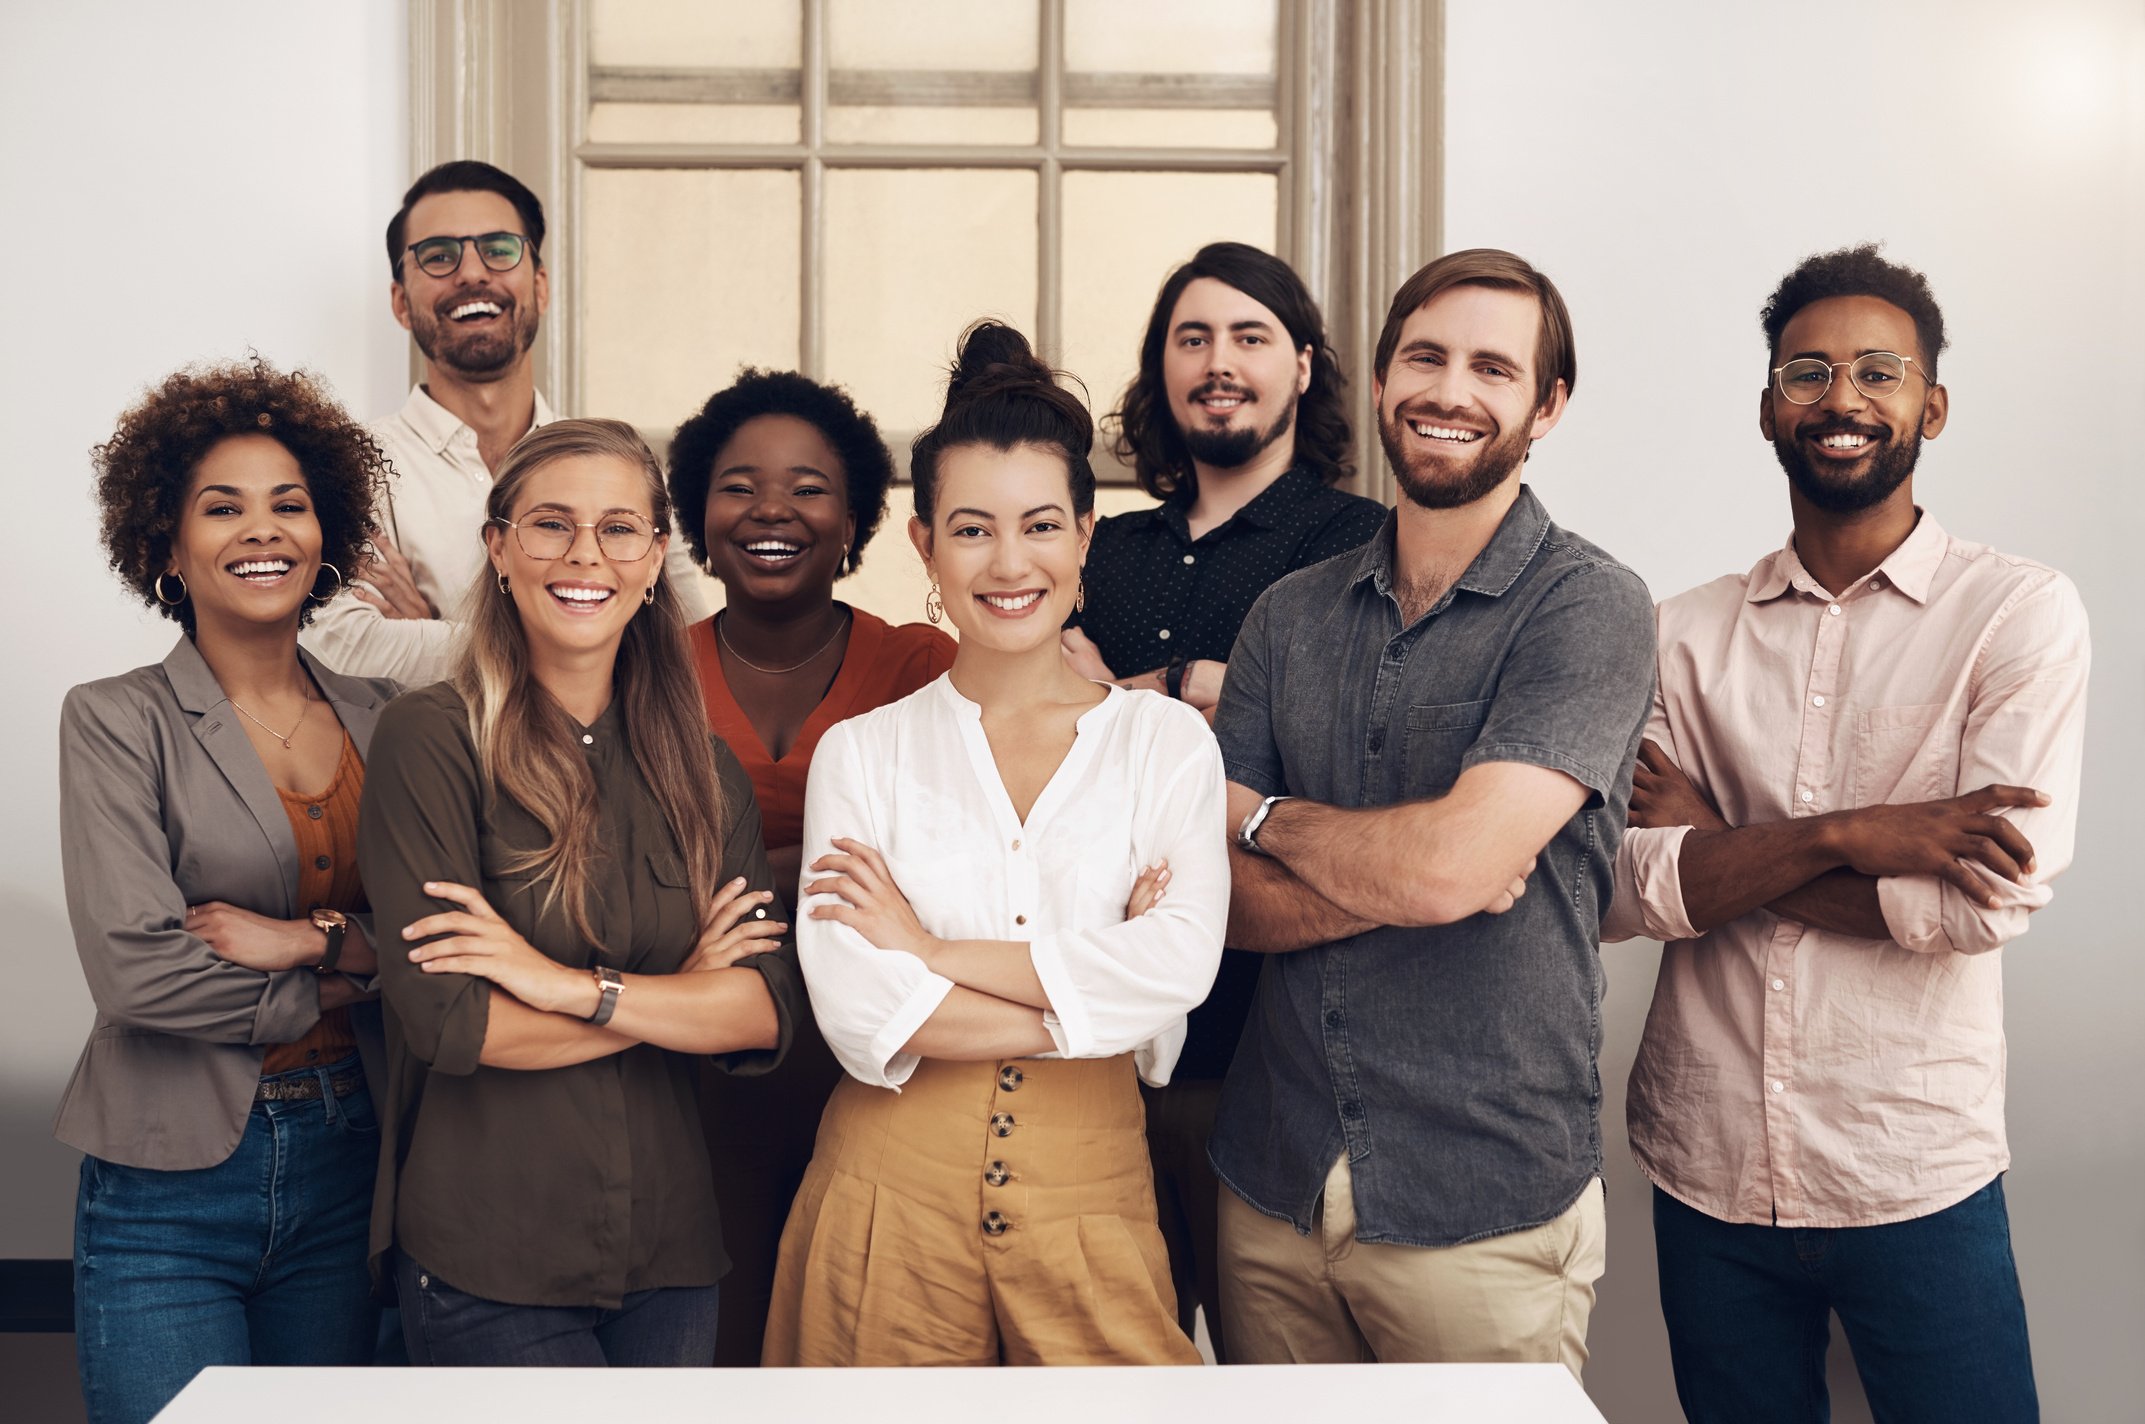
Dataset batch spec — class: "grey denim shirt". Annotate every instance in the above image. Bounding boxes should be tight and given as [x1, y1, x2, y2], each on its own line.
[1209, 485, 1655, 1246]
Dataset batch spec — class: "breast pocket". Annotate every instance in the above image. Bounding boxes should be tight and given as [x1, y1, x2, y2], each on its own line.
[646, 851, 701, 966]
[1852, 703, 1959, 807]
[1405, 700, 1492, 797]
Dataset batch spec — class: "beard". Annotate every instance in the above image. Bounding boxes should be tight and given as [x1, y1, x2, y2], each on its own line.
[1771, 420, 1920, 514]
[1380, 403, 1532, 510]
[1180, 387, 1297, 471]
[408, 293, 539, 380]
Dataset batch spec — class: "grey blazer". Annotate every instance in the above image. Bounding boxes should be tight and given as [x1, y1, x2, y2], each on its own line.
[54, 635, 401, 1170]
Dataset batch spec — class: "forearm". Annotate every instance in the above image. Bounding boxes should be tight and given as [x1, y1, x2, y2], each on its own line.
[316, 974, 376, 1012]
[1676, 819, 1849, 934]
[925, 939, 1051, 1008]
[1227, 845, 1378, 952]
[1259, 799, 1513, 926]
[901, 985, 1056, 1060]
[1113, 659, 1222, 709]
[606, 965, 782, 1055]
[477, 990, 635, 1069]
[1766, 868, 1890, 938]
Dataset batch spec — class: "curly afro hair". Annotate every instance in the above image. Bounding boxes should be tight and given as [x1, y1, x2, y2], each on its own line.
[666, 369, 894, 577]
[1761, 242, 1948, 378]
[92, 356, 389, 632]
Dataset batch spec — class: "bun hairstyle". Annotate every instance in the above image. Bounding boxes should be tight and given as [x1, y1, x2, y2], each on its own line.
[909, 321, 1097, 526]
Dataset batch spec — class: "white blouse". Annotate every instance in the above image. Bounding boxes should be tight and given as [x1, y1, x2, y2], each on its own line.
[796, 675, 1229, 1091]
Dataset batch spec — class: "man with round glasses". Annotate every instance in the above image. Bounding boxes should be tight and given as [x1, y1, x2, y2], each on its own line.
[304, 160, 706, 683]
[1607, 243, 2088, 1422]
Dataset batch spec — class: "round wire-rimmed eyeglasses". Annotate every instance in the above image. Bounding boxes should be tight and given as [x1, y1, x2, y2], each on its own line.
[1771, 352, 1933, 404]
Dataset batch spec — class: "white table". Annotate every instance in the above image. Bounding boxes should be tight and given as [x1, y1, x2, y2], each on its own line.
[158, 1363, 1608, 1423]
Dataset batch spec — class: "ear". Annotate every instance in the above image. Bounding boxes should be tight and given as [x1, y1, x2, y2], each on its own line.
[1294, 343, 1313, 396]
[907, 513, 934, 578]
[648, 531, 669, 592]
[1758, 384, 1777, 442]
[1078, 509, 1096, 559]
[482, 521, 509, 574]
[533, 261, 551, 318]
[841, 508, 858, 561]
[1918, 382, 1948, 441]
[390, 281, 414, 335]
[1527, 380, 1570, 441]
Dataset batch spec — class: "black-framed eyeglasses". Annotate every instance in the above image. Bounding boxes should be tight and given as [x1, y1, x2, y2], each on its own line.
[1771, 352, 1933, 405]
[490, 511, 657, 562]
[403, 231, 531, 279]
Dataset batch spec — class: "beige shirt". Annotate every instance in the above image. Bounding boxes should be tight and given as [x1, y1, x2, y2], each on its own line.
[302, 385, 709, 685]
[1606, 512, 2089, 1228]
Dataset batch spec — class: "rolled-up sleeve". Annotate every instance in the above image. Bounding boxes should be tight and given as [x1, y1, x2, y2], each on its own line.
[1877, 574, 2089, 955]
[1028, 710, 1229, 1067]
[356, 690, 492, 1073]
[794, 722, 955, 1089]
[1603, 684, 1703, 945]
[59, 683, 321, 1045]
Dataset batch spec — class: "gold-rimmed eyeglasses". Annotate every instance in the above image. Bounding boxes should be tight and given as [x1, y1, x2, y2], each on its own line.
[490, 511, 657, 562]
[1772, 352, 1933, 405]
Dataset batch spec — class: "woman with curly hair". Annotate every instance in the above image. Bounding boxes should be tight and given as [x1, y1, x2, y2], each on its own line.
[58, 358, 397, 1423]
[663, 370, 954, 1365]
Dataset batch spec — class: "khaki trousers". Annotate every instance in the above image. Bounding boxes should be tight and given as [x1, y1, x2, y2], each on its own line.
[763, 1054, 1198, 1367]
[1218, 1153, 1605, 1379]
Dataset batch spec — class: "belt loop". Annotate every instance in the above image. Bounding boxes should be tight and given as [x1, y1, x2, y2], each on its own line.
[317, 1063, 341, 1122]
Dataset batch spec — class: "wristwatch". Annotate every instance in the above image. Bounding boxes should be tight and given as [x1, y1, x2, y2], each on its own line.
[1235, 794, 1295, 856]
[309, 907, 348, 977]
[587, 965, 625, 1027]
[1164, 654, 1190, 701]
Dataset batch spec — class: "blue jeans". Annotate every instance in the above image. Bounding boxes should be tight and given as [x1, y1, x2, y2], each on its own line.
[73, 1060, 380, 1424]
[1654, 1177, 2038, 1424]
[396, 1252, 718, 1366]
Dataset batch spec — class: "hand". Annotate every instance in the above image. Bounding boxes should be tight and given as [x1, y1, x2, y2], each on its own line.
[353, 534, 438, 620]
[805, 839, 937, 960]
[1630, 740, 1729, 832]
[1828, 786, 2047, 907]
[1178, 659, 1225, 712]
[1125, 861, 1171, 919]
[1481, 857, 1536, 916]
[682, 878, 788, 972]
[188, 902, 323, 972]
[401, 881, 594, 1015]
[1060, 627, 1116, 683]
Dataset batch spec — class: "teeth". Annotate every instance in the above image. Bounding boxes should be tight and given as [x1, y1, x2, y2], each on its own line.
[1410, 421, 1481, 442]
[982, 592, 1042, 611]
[744, 542, 801, 556]
[1820, 433, 1870, 449]
[450, 301, 503, 320]
[551, 586, 613, 603]
[229, 559, 292, 576]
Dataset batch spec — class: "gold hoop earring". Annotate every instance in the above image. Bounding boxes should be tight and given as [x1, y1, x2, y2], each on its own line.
[309, 562, 344, 602]
[154, 572, 188, 606]
[923, 582, 943, 625]
[497, 574, 511, 595]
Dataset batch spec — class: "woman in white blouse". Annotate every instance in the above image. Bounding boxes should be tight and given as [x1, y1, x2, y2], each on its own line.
[761, 323, 1228, 1366]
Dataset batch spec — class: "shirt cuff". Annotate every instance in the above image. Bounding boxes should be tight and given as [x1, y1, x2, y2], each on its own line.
[1628, 823, 1700, 943]
[861, 972, 957, 1090]
[1026, 933, 1092, 1060]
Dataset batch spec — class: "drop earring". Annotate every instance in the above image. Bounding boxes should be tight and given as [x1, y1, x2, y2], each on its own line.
[924, 581, 943, 625]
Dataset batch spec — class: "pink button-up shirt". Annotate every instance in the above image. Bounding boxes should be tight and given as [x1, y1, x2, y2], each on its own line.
[1607, 512, 2089, 1227]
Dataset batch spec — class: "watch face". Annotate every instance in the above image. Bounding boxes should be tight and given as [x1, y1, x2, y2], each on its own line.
[312, 908, 348, 929]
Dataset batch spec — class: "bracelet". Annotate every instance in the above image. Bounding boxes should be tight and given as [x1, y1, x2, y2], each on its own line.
[587, 965, 625, 1027]
[1164, 655, 1189, 701]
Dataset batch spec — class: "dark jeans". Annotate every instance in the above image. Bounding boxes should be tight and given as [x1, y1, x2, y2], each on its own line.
[73, 1061, 379, 1424]
[397, 1252, 718, 1366]
[1654, 1177, 2038, 1424]
[1143, 1075, 1229, 1362]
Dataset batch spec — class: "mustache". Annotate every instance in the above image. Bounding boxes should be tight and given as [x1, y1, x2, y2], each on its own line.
[1797, 417, 1888, 440]
[431, 289, 515, 317]
[1191, 380, 1254, 400]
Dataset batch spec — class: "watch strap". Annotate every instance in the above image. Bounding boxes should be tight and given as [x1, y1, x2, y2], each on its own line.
[1164, 655, 1189, 701]
[587, 965, 625, 1027]
[310, 908, 347, 976]
[1236, 794, 1294, 855]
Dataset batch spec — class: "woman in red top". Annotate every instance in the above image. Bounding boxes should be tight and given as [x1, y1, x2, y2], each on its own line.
[667, 369, 954, 1365]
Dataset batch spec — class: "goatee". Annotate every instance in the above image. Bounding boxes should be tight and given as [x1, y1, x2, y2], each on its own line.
[1772, 425, 1919, 514]
[1181, 390, 1296, 471]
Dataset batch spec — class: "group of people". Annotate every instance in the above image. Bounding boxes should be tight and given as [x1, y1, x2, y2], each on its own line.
[55, 158, 2084, 1424]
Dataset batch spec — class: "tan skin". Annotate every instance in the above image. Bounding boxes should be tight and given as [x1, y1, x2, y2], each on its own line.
[390, 454, 784, 1068]
[359, 188, 554, 621]
[697, 413, 862, 908]
[1059, 278, 1315, 716]
[1635, 294, 2046, 936]
[167, 434, 377, 1004]
[803, 442, 1167, 1060]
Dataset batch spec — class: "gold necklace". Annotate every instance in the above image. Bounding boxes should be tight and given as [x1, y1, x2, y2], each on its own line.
[718, 609, 851, 675]
[228, 695, 312, 749]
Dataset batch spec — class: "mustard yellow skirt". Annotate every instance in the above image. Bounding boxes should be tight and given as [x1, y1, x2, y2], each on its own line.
[762, 1053, 1199, 1366]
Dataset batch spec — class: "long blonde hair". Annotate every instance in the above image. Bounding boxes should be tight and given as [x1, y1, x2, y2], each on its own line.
[454, 418, 724, 947]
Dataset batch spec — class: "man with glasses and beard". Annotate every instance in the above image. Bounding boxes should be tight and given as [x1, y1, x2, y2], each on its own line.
[1606, 244, 2086, 1423]
[1208, 249, 1653, 1376]
[1058, 242, 1382, 1360]
[305, 161, 706, 683]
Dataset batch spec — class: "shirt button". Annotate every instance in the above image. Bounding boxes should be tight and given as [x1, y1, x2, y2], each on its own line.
[581, 733, 594, 745]
[998, 1065, 1024, 1092]
[1325, 1010, 1343, 1029]
[1800, 790, 1814, 803]
[1871, 576, 1885, 588]
[1014, 914, 1027, 926]
[1811, 695, 1826, 708]
[1182, 554, 1195, 566]
[1770, 978, 1786, 991]
[1011, 838, 1022, 852]
[982, 1210, 1009, 1237]
[1827, 604, 1842, 617]
[1770, 1080, 1786, 1094]
[985, 1161, 1010, 1187]
[1341, 1100, 1364, 1119]
[990, 1111, 1016, 1137]
[314, 855, 332, 871]
[306, 805, 323, 820]
[1157, 628, 1171, 641]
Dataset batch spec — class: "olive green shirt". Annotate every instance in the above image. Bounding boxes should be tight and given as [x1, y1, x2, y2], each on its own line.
[358, 681, 801, 1308]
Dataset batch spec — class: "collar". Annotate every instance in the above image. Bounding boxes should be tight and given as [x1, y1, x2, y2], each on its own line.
[1745, 507, 1947, 606]
[160, 634, 392, 717]
[932, 671, 1123, 732]
[396, 383, 556, 458]
[1347, 484, 1551, 601]
[1155, 464, 1323, 539]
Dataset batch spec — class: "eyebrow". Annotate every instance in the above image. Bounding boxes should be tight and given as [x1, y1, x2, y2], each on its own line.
[717, 462, 831, 479]
[197, 483, 307, 498]
[1397, 338, 1527, 372]
[522, 502, 651, 519]
[1172, 318, 1277, 337]
[1786, 348, 1902, 361]
[945, 503, 1067, 522]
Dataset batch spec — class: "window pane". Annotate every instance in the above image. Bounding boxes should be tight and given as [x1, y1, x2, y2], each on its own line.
[826, 0, 1039, 145]
[824, 169, 1039, 435]
[1063, 0, 1277, 149]
[588, 0, 801, 145]
[1060, 171, 1278, 436]
[582, 169, 802, 433]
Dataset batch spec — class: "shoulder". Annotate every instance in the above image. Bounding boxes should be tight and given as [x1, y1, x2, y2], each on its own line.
[824, 675, 945, 751]
[1652, 571, 1756, 647]
[61, 665, 172, 740]
[1531, 521, 1653, 608]
[1108, 686, 1219, 759]
[862, 612, 959, 673]
[374, 681, 473, 751]
[1255, 541, 1367, 615]
[1936, 539, 2088, 663]
[1300, 482, 1388, 530]
[308, 656, 402, 710]
[1089, 502, 1164, 542]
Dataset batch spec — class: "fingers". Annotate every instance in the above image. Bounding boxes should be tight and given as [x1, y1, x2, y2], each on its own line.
[1937, 859, 2003, 909]
[1965, 784, 2049, 811]
[422, 882, 500, 921]
[1957, 834, 2024, 885]
[803, 874, 866, 907]
[813, 844, 889, 896]
[1975, 814, 2038, 875]
[351, 585, 390, 612]
[402, 912, 486, 943]
[702, 879, 777, 937]
[1636, 740, 1672, 774]
[1125, 861, 1171, 918]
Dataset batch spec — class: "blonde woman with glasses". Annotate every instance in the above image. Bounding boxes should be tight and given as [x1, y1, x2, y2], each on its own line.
[357, 418, 803, 1366]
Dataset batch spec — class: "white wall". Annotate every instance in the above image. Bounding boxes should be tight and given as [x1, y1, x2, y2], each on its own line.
[1442, 2, 2145, 1419]
[0, 2, 409, 1254]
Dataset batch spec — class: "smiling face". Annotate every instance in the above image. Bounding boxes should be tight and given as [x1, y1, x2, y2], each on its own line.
[485, 453, 666, 661]
[167, 434, 323, 635]
[908, 443, 1090, 655]
[1761, 294, 1946, 515]
[1161, 276, 1312, 471]
[391, 188, 548, 381]
[699, 413, 856, 614]
[1373, 284, 1565, 511]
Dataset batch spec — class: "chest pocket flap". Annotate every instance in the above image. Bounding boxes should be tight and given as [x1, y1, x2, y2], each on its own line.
[1405, 699, 1492, 797]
